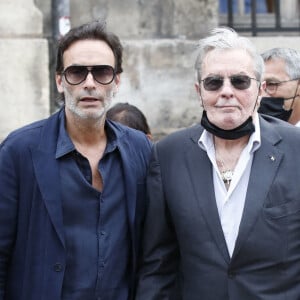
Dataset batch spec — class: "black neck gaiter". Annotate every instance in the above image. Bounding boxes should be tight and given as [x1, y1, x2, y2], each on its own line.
[200, 110, 255, 140]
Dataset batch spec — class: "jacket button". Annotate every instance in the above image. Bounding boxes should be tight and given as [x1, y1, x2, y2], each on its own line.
[53, 263, 63, 272]
[228, 270, 235, 278]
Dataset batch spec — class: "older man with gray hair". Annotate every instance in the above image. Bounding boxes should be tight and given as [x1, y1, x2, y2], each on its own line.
[135, 28, 300, 300]
[258, 47, 300, 125]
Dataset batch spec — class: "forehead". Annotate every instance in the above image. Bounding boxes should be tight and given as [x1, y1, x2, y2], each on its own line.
[63, 39, 115, 67]
[263, 58, 289, 80]
[202, 48, 255, 76]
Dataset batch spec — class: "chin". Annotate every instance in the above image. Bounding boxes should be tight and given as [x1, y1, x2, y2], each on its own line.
[217, 119, 239, 130]
[72, 107, 106, 121]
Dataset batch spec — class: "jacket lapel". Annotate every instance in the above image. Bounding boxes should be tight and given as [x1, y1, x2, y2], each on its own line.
[185, 126, 231, 262]
[120, 146, 136, 237]
[232, 117, 283, 260]
[31, 110, 65, 248]
[31, 149, 65, 248]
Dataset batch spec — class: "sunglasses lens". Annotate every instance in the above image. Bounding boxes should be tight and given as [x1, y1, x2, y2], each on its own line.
[92, 65, 115, 85]
[63, 65, 115, 85]
[203, 77, 223, 91]
[202, 75, 254, 91]
[230, 75, 251, 90]
[64, 66, 88, 85]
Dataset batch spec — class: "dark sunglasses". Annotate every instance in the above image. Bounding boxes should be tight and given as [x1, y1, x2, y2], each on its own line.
[62, 65, 116, 85]
[201, 75, 259, 91]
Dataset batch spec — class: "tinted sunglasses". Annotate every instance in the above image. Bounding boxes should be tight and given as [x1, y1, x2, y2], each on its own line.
[62, 65, 115, 85]
[201, 75, 258, 91]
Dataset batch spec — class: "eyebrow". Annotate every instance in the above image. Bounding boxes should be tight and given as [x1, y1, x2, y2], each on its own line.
[264, 77, 281, 82]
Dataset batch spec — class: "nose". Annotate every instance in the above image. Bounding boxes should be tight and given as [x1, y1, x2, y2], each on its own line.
[220, 78, 234, 97]
[83, 71, 96, 88]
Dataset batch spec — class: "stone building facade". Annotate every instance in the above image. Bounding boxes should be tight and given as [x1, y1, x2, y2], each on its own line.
[0, 0, 49, 141]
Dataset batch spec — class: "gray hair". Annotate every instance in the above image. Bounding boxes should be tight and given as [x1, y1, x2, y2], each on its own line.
[194, 27, 264, 82]
[261, 47, 300, 80]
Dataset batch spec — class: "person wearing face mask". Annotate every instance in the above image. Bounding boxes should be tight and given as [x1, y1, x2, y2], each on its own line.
[135, 27, 300, 300]
[258, 47, 300, 125]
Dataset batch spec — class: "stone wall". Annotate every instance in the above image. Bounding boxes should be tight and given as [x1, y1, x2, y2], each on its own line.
[0, 0, 49, 141]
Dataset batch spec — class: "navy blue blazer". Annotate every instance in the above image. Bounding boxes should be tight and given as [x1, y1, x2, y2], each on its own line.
[0, 108, 152, 300]
[136, 115, 300, 300]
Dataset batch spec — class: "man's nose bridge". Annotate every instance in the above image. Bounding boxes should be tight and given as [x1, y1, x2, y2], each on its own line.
[221, 77, 234, 92]
[85, 69, 96, 83]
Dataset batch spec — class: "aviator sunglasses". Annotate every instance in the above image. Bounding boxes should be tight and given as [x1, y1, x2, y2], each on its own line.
[62, 65, 116, 85]
[201, 75, 259, 91]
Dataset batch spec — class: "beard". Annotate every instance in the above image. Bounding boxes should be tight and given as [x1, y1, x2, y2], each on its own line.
[64, 87, 114, 121]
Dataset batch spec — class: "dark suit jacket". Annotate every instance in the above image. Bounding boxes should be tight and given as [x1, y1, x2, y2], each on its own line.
[0, 108, 152, 300]
[136, 116, 300, 300]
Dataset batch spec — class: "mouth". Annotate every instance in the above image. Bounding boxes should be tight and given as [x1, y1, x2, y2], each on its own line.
[218, 105, 236, 110]
[80, 97, 99, 102]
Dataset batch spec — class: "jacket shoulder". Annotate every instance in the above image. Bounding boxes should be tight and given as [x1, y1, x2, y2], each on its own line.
[1, 110, 60, 150]
[259, 115, 300, 142]
[108, 119, 153, 150]
[157, 124, 202, 148]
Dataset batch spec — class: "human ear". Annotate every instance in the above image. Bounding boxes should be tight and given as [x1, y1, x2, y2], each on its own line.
[55, 73, 64, 93]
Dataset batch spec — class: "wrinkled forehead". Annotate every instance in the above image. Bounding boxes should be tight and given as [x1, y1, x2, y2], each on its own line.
[201, 48, 255, 77]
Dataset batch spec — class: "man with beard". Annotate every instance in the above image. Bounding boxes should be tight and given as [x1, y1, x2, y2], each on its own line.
[0, 20, 152, 300]
[135, 28, 300, 300]
[258, 48, 300, 126]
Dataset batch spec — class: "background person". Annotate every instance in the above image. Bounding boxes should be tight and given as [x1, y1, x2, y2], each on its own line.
[0, 20, 152, 300]
[258, 47, 300, 125]
[135, 27, 300, 300]
[107, 102, 152, 140]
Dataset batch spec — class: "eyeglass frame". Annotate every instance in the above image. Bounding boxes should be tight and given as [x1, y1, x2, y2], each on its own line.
[61, 65, 116, 86]
[200, 74, 259, 92]
[265, 78, 300, 95]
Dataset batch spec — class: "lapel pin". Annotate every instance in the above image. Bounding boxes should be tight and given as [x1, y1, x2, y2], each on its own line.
[269, 155, 276, 161]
